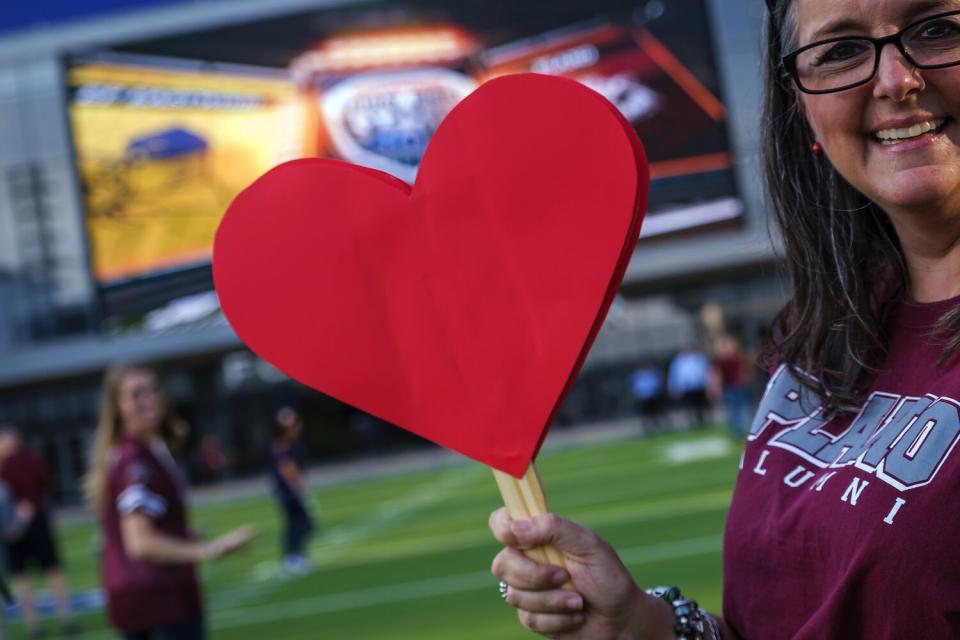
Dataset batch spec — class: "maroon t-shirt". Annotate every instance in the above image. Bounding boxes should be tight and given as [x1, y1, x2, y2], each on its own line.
[101, 437, 202, 632]
[713, 353, 748, 387]
[0, 448, 50, 509]
[724, 295, 960, 638]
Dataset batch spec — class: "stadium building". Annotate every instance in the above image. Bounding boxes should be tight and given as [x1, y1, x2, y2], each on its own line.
[0, 0, 784, 503]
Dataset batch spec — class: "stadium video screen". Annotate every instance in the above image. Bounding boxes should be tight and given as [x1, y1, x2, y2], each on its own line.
[68, 63, 304, 283]
[66, 0, 740, 289]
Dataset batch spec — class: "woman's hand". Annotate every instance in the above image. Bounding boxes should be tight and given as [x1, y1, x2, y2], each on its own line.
[490, 508, 675, 639]
[206, 525, 257, 560]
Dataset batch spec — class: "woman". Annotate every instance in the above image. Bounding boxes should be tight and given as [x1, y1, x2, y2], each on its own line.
[711, 335, 751, 439]
[490, 0, 960, 637]
[270, 406, 314, 575]
[84, 364, 254, 639]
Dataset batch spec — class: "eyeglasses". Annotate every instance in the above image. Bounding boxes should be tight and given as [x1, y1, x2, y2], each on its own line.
[782, 10, 960, 94]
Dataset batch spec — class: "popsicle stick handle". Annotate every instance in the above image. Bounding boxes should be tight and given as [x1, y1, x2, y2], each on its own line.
[492, 463, 571, 582]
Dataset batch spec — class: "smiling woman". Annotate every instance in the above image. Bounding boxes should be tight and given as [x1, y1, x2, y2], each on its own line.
[765, 0, 960, 410]
[84, 363, 255, 640]
[487, 1, 960, 638]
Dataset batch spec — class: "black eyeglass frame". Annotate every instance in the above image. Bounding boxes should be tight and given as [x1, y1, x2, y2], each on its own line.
[781, 9, 960, 94]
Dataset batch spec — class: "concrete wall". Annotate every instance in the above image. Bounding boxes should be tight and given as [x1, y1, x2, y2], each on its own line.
[0, 59, 93, 308]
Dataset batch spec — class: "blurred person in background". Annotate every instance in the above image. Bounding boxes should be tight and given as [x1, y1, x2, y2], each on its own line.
[84, 364, 254, 640]
[666, 345, 715, 428]
[193, 435, 227, 485]
[270, 406, 314, 576]
[711, 334, 752, 439]
[0, 452, 39, 640]
[0, 424, 76, 637]
[627, 364, 667, 432]
[746, 325, 773, 410]
[489, 0, 960, 636]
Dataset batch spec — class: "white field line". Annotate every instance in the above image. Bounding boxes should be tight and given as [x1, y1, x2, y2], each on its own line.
[210, 534, 723, 630]
[63, 519, 728, 640]
[207, 465, 485, 609]
[208, 486, 732, 609]
[662, 437, 733, 464]
[285, 488, 733, 572]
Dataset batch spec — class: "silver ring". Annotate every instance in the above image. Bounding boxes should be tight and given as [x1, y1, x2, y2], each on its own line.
[498, 580, 509, 601]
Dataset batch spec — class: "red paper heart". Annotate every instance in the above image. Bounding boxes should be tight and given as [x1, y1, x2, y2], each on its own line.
[214, 73, 647, 477]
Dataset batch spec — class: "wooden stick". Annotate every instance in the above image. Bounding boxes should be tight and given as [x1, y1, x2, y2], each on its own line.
[492, 463, 572, 584]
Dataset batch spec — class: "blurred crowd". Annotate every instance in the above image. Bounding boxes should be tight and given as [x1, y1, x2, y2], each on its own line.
[629, 332, 764, 438]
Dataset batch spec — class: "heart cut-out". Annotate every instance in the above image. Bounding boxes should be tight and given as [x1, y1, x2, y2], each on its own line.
[213, 73, 648, 476]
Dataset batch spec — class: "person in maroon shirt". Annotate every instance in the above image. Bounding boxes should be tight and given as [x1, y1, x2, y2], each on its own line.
[711, 335, 752, 440]
[0, 424, 77, 638]
[84, 364, 254, 639]
[487, 0, 960, 638]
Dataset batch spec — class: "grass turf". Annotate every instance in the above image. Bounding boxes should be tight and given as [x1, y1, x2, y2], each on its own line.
[17, 427, 740, 639]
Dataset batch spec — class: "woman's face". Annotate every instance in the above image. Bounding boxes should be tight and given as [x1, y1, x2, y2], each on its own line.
[794, 0, 960, 218]
[116, 369, 165, 439]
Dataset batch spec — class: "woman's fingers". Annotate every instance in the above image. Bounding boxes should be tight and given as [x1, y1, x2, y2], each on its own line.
[505, 586, 583, 615]
[490, 509, 605, 558]
[517, 513, 605, 558]
[492, 547, 569, 590]
[488, 507, 518, 546]
[517, 609, 586, 636]
[490, 508, 562, 550]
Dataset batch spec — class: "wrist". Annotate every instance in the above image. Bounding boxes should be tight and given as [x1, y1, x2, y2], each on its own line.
[201, 540, 221, 561]
[644, 586, 723, 640]
[621, 587, 676, 640]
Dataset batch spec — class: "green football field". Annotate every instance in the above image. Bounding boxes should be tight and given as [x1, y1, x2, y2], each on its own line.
[17, 428, 741, 639]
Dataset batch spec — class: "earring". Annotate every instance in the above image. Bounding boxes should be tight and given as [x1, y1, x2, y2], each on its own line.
[811, 141, 824, 157]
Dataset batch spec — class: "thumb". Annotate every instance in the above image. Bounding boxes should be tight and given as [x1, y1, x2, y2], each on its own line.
[512, 513, 604, 557]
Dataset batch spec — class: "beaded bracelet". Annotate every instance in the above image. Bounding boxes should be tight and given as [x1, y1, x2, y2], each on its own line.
[645, 586, 723, 640]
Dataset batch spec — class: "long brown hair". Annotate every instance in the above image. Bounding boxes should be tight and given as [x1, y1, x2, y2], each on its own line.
[83, 363, 187, 508]
[760, 0, 960, 416]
